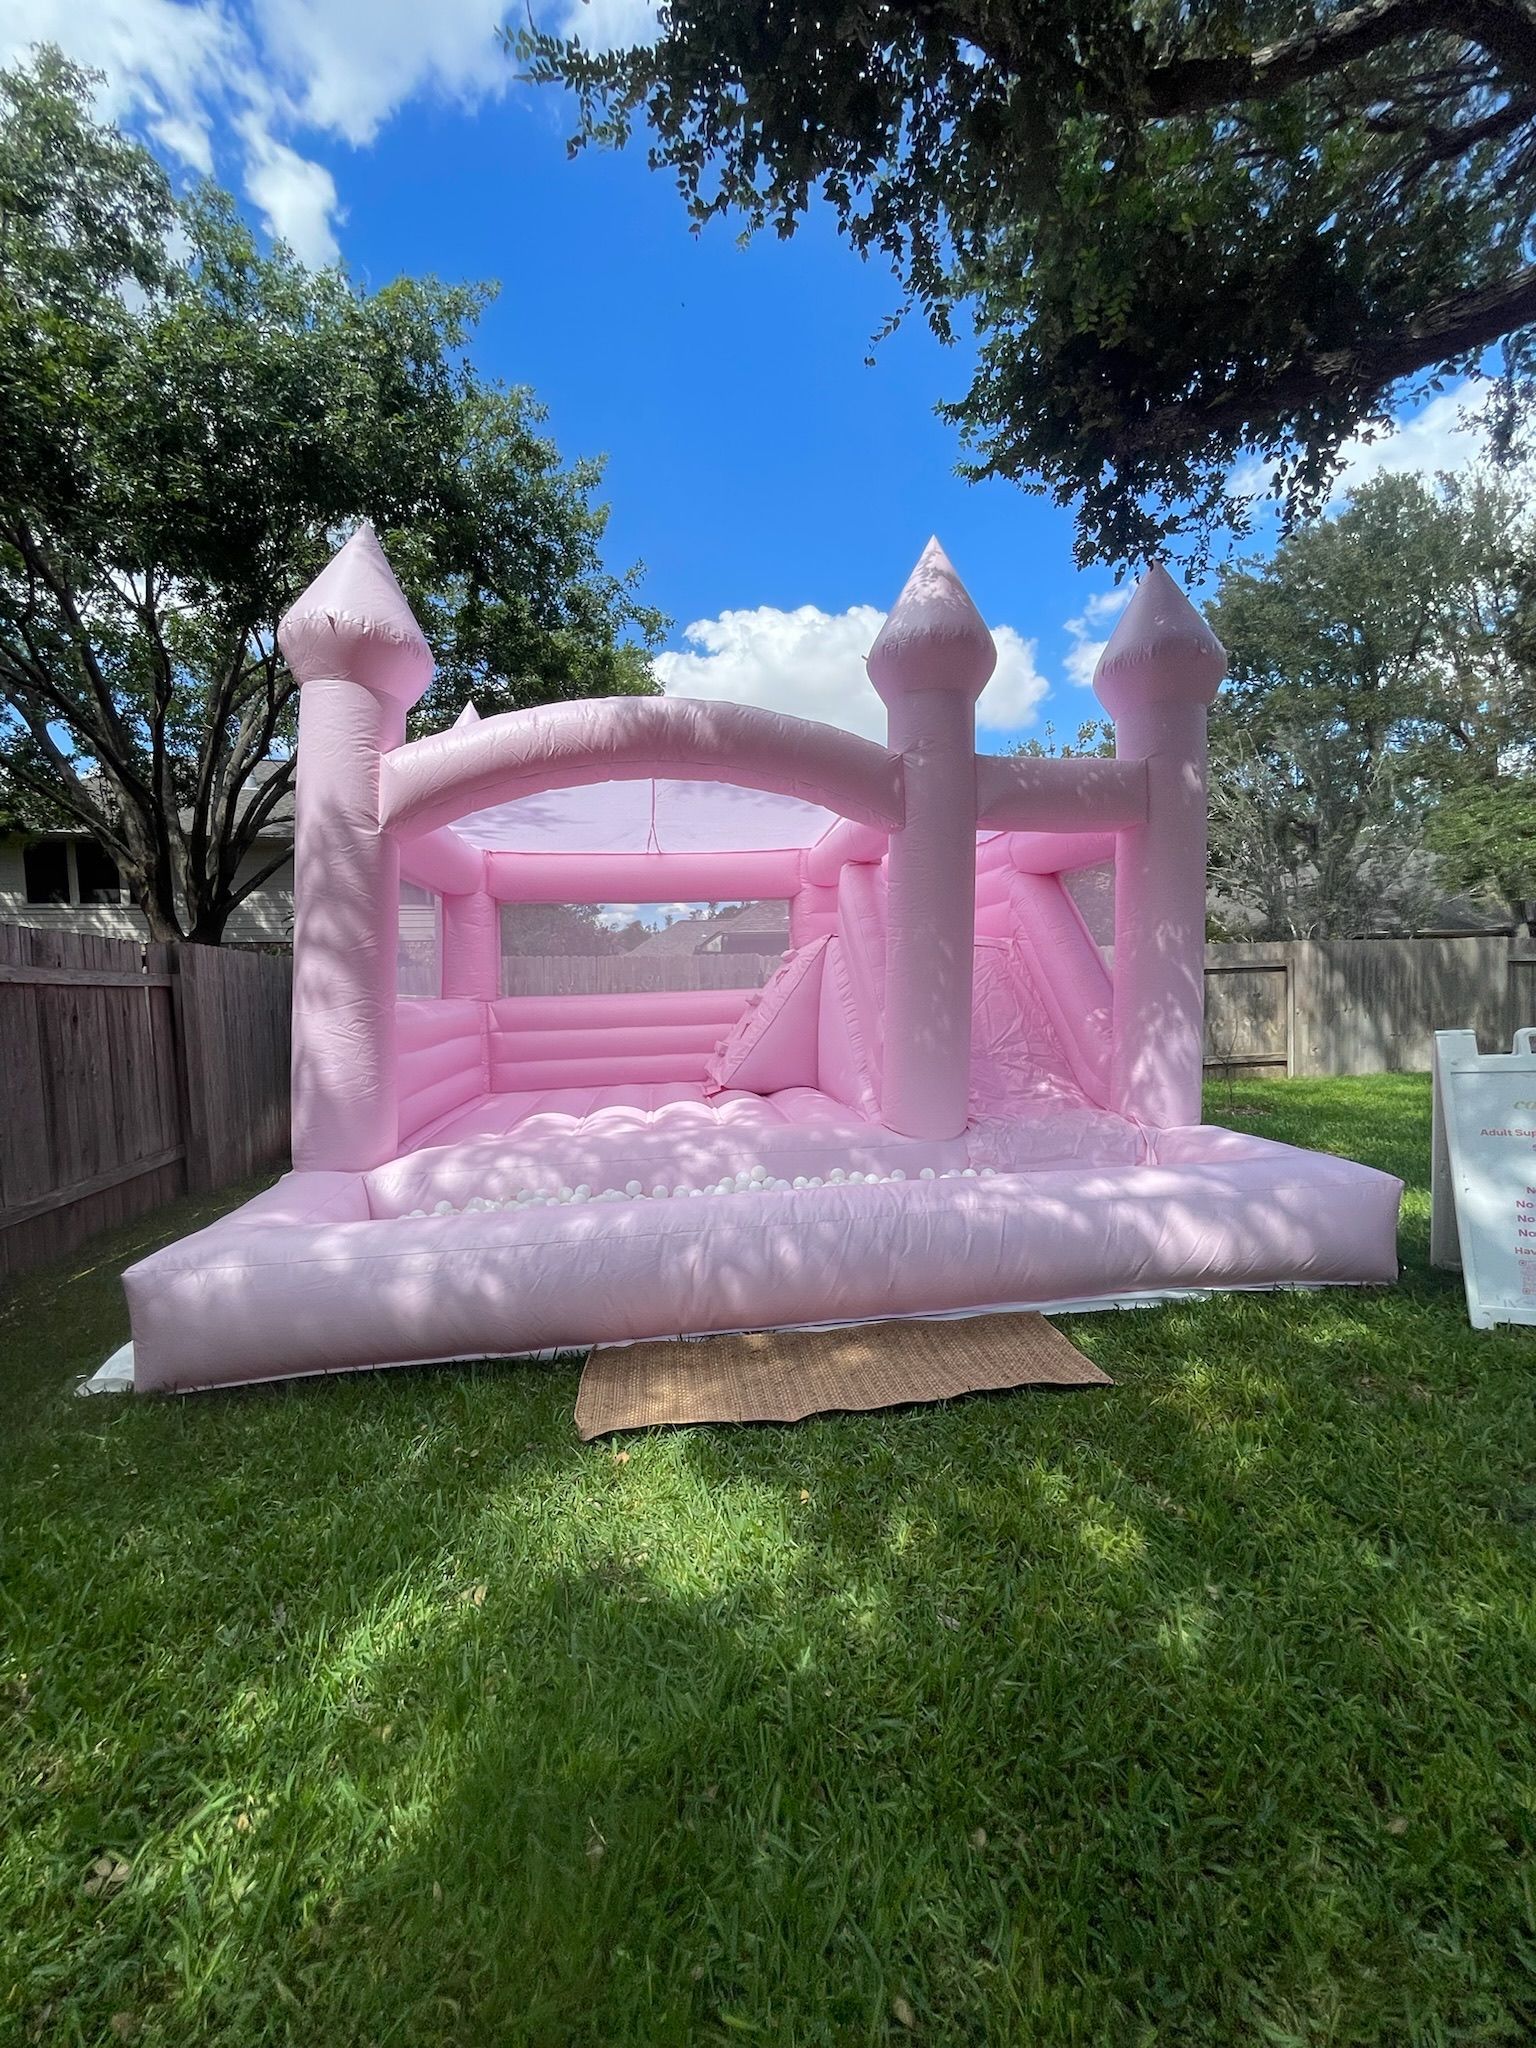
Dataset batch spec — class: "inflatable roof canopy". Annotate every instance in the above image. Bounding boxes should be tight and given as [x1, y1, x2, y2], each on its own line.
[123, 529, 1402, 1391]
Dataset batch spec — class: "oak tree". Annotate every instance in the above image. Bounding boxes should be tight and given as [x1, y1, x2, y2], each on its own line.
[523, 0, 1536, 562]
[0, 49, 663, 943]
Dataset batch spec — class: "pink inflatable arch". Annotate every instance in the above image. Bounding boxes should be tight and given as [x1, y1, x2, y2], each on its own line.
[122, 529, 1401, 1391]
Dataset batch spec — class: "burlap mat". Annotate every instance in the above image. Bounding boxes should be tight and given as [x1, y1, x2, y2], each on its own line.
[575, 1312, 1111, 1438]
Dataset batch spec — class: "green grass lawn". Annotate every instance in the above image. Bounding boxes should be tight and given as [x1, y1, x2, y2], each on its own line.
[3, 1075, 1534, 2047]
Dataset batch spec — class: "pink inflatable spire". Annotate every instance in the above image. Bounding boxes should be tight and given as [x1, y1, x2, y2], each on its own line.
[1093, 563, 1226, 1128]
[1092, 562, 1225, 712]
[281, 524, 435, 1172]
[279, 521, 433, 705]
[867, 539, 994, 1141]
[867, 536, 997, 704]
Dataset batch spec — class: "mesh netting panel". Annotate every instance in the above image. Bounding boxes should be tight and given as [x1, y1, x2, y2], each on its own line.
[397, 881, 441, 998]
[1061, 860, 1115, 960]
[500, 901, 790, 997]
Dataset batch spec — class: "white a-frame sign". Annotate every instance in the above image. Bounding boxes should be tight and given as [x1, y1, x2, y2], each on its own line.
[1432, 1028, 1536, 1328]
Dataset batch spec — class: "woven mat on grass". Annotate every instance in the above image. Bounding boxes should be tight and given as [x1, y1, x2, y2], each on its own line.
[574, 1312, 1111, 1439]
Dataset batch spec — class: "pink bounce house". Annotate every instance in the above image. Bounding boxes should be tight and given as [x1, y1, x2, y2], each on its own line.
[122, 529, 1401, 1392]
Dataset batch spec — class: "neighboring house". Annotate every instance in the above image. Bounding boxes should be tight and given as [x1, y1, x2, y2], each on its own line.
[629, 902, 790, 958]
[0, 764, 294, 945]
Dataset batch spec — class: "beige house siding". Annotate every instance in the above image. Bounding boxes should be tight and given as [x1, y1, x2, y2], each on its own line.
[0, 835, 294, 946]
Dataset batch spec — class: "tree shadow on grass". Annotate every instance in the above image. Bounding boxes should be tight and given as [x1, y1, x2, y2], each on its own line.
[5, 1080, 1535, 2043]
[7, 1284, 1535, 2047]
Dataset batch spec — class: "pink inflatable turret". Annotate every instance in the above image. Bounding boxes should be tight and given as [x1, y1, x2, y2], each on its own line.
[280, 524, 433, 1172]
[867, 539, 996, 1141]
[1093, 565, 1226, 1128]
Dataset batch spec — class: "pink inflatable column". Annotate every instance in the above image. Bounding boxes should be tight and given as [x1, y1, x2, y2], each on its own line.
[279, 526, 434, 1171]
[441, 891, 500, 999]
[867, 539, 995, 1140]
[438, 704, 501, 1000]
[1092, 566, 1226, 1129]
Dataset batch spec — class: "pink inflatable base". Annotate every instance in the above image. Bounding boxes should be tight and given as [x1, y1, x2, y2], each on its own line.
[123, 1125, 1401, 1394]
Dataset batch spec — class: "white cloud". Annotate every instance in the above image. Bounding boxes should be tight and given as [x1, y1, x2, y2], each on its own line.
[654, 603, 1048, 741]
[1328, 386, 1486, 498]
[250, 0, 515, 147]
[1, 0, 526, 264]
[1062, 585, 1130, 688]
[1231, 381, 1492, 507]
[239, 118, 343, 265]
[555, 0, 661, 52]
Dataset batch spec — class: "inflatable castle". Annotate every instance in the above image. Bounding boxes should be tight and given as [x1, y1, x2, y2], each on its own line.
[122, 530, 1402, 1392]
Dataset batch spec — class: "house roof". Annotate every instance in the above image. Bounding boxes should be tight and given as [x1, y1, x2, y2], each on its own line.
[628, 901, 791, 956]
[2, 760, 294, 843]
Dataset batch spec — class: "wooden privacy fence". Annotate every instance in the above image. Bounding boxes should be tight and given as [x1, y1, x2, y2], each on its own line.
[5, 922, 1531, 1279]
[0, 925, 291, 1282]
[1203, 935, 1536, 1077]
[501, 952, 785, 997]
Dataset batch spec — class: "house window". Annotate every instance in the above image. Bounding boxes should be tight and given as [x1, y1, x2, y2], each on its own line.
[21, 837, 123, 907]
[397, 881, 441, 998]
[75, 840, 122, 905]
[22, 839, 71, 905]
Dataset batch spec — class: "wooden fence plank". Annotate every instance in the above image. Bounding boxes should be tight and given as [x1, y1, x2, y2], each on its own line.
[0, 926, 291, 1283]
[0, 983, 52, 1209]
[0, 965, 175, 988]
[1204, 936, 1536, 1077]
[0, 1145, 187, 1232]
[174, 943, 292, 1192]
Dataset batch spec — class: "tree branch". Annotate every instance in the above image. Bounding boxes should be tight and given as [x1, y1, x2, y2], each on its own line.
[220, 837, 293, 916]
[1134, 0, 1536, 116]
[0, 727, 116, 841]
[222, 747, 295, 878]
[1120, 261, 1536, 462]
[8, 520, 142, 776]
[897, 0, 1536, 108]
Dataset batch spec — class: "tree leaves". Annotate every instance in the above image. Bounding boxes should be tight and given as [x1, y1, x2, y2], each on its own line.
[1207, 469, 1536, 936]
[523, 1, 1536, 565]
[0, 49, 666, 941]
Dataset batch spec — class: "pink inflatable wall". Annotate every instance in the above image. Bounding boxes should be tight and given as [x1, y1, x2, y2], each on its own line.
[277, 526, 1229, 1167]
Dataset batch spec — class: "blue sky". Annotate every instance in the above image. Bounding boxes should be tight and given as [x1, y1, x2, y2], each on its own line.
[6, 0, 1489, 748]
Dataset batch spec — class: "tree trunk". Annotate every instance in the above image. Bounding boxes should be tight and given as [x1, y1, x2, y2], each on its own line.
[134, 881, 184, 944]
[184, 905, 231, 946]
